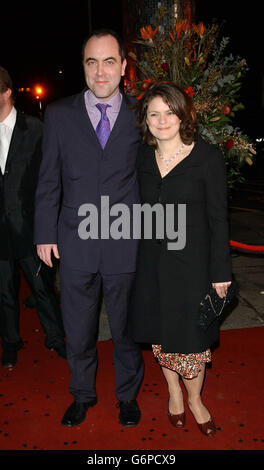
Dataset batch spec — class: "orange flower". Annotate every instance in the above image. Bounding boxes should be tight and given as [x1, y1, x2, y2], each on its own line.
[193, 22, 206, 37]
[140, 25, 159, 41]
[141, 78, 153, 90]
[169, 31, 176, 42]
[169, 20, 189, 41]
[178, 20, 190, 36]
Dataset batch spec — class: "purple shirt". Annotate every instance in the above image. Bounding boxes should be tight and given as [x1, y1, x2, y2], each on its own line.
[84, 89, 122, 131]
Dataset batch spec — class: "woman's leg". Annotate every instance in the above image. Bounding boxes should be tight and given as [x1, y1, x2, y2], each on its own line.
[182, 363, 214, 434]
[161, 366, 184, 416]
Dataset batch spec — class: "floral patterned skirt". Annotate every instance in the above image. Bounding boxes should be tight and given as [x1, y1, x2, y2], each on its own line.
[152, 344, 211, 379]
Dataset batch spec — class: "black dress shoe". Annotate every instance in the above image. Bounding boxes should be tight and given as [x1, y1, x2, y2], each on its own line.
[61, 399, 97, 427]
[1, 350, 17, 368]
[118, 399, 141, 427]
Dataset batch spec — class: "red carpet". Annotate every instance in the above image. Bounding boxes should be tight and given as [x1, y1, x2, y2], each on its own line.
[0, 278, 264, 453]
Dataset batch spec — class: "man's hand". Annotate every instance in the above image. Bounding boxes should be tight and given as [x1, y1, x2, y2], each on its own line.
[37, 244, 60, 267]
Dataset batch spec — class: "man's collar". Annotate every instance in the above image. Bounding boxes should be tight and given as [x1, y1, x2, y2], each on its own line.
[2, 106, 17, 130]
[85, 89, 122, 109]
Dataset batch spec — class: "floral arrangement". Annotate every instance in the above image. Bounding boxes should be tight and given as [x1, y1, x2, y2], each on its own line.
[125, 7, 256, 188]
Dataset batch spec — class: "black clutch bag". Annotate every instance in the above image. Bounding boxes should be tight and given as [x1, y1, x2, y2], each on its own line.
[197, 283, 236, 331]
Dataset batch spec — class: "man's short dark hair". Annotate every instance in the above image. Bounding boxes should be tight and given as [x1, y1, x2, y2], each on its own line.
[81, 28, 126, 62]
[0, 66, 15, 103]
[0, 66, 13, 94]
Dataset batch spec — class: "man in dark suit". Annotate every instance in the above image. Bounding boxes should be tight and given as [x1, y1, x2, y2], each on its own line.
[0, 67, 66, 367]
[34, 29, 144, 427]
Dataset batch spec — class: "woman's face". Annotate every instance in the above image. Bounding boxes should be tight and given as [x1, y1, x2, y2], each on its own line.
[146, 96, 181, 143]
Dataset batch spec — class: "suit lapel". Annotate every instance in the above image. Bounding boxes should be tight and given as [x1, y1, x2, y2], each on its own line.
[6, 112, 27, 167]
[72, 89, 102, 151]
[105, 94, 134, 147]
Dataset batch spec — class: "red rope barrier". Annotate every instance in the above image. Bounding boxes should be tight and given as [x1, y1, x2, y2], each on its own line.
[229, 240, 264, 252]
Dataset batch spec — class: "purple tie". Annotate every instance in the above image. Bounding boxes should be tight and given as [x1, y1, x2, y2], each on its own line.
[95, 103, 111, 149]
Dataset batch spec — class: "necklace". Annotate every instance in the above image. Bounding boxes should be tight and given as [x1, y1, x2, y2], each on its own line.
[157, 143, 185, 174]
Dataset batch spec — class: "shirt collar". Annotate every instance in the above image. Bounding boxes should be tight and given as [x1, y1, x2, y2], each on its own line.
[2, 106, 17, 131]
[86, 89, 122, 112]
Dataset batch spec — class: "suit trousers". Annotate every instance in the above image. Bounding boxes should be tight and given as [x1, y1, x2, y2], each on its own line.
[59, 264, 144, 403]
[0, 255, 65, 351]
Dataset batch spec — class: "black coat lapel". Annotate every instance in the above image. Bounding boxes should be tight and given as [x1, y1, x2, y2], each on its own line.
[6, 111, 27, 167]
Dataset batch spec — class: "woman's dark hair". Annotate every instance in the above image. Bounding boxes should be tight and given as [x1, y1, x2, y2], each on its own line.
[81, 28, 126, 62]
[136, 81, 198, 147]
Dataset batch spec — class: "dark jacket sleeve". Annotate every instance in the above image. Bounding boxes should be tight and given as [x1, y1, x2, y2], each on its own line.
[205, 148, 232, 283]
[34, 105, 62, 244]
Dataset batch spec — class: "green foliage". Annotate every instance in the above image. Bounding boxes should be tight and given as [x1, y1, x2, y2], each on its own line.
[125, 8, 256, 188]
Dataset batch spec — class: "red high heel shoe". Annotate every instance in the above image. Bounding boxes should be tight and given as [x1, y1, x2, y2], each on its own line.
[168, 411, 186, 428]
[196, 417, 216, 437]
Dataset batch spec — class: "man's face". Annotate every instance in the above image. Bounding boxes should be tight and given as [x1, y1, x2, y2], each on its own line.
[83, 35, 126, 101]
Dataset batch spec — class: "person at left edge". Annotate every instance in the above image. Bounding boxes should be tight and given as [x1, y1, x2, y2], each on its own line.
[34, 29, 144, 427]
[0, 67, 66, 367]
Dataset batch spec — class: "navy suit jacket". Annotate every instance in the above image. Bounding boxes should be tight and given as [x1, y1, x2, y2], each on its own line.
[34, 89, 140, 273]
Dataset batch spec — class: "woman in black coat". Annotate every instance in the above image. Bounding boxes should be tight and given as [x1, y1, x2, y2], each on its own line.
[130, 82, 232, 437]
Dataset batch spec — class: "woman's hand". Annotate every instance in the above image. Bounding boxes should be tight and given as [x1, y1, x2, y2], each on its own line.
[212, 281, 232, 299]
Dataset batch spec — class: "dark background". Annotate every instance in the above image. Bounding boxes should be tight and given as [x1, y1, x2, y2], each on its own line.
[1, 0, 263, 139]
